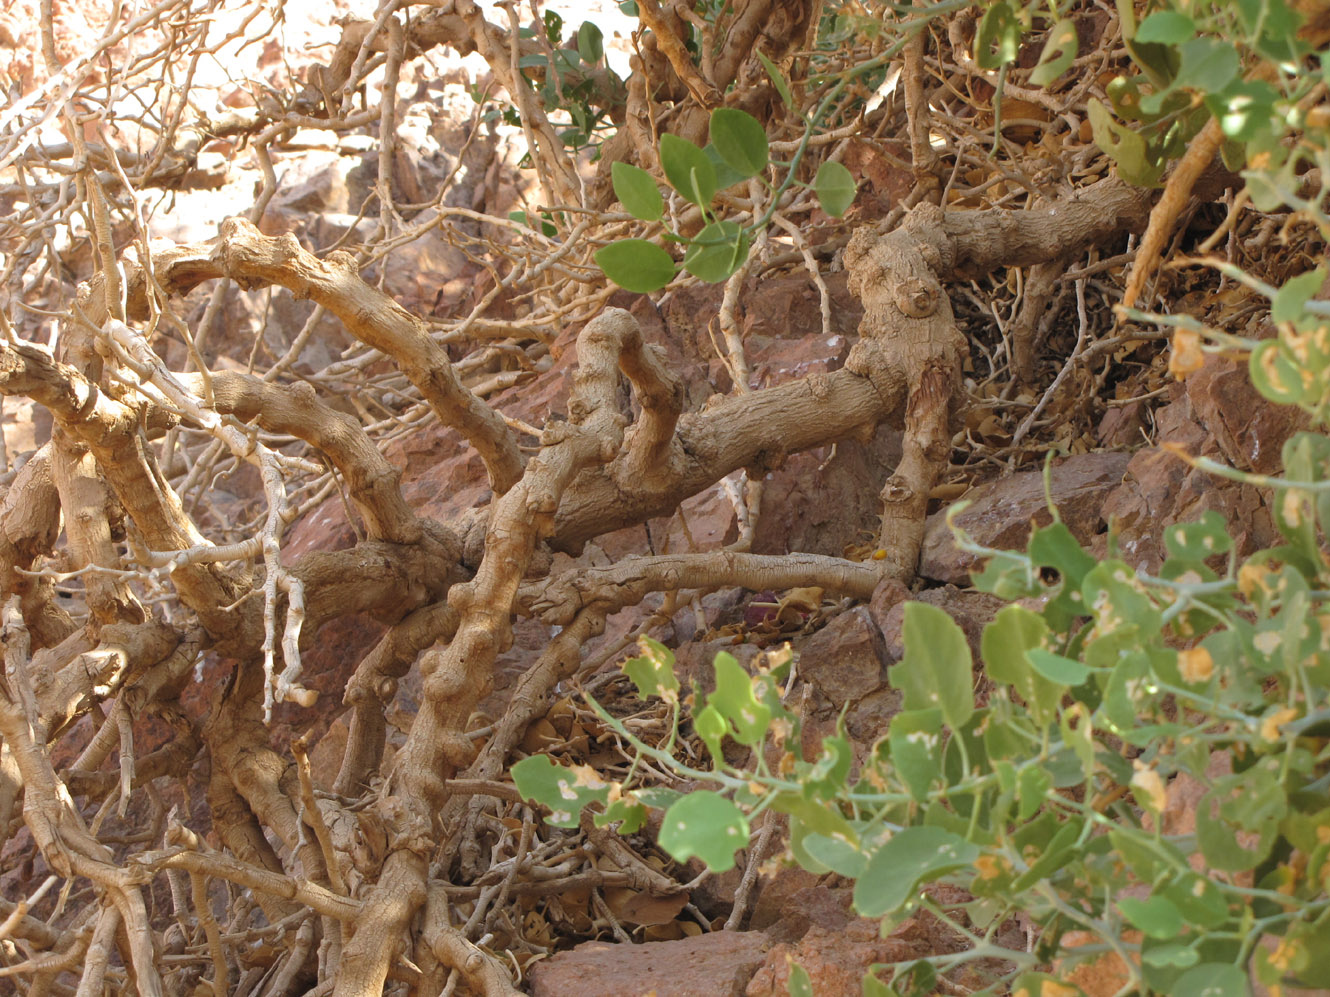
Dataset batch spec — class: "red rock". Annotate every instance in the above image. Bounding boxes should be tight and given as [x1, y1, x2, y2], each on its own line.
[920, 452, 1130, 584]
[745, 921, 919, 997]
[527, 930, 770, 997]
[1099, 358, 1288, 572]
[798, 608, 888, 706]
[875, 587, 1006, 665]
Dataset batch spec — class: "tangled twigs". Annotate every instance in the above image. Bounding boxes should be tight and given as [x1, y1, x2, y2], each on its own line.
[334, 309, 655, 995]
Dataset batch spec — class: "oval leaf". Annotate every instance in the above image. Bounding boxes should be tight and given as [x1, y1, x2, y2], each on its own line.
[814, 160, 856, 217]
[595, 239, 675, 293]
[659, 133, 717, 206]
[755, 49, 795, 111]
[710, 107, 769, 178]
[1026, 648, 1091, 685]
[854, 827, 979, 917]
[1119, 895, 1184, 939]
[1173, 963, 1247, 997]
[576, 21, 603, 65]
[658, 791, 749, 872]
[1029, 18, 1079, 86]
[891, 602, 975, 729]
[612, 162, 663, 221]
[682, 220, 750, 283]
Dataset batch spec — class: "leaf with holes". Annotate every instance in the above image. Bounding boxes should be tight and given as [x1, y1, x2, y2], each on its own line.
[657, 791, 749, 872]
[621, 636, 680, 702]
[1029, 18, 1078, 85]
[512, 755, 611, 828]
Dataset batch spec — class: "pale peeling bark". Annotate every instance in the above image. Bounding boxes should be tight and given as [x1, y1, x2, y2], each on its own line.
[0, 0, 1203, 981]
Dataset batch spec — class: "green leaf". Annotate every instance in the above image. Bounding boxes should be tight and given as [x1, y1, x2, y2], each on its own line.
[633, 786, 683, 810]
[860, 973, 901, 997]
[1272, 268, 1327, 324]
[704, 144, 748, 191]
[800, 832, 867, 878]
[611, 162, 664, 221]
[1176, 37, 1241, 94]
[694, 703, 727, 761]
[1197, 779, 1282, 872]
[509, 210, 557, 237]
[787, 963, 813, 997]
[657, 790, 750, 872]
[1119, 895, 1185, 939]
[976, 1, 1022, 70]
[706, 651, 770, 746]
[802, 734, 853, 800]
[1163, 873, 1229, 930]
[1163, 511, 1234, 561]
[621, 636, 679, 701]
[1134, 10, 1196, 44]
[1143, 943, 1202, 970]
[814, 161, 856, 217]
[659, 133, 717, 206]
[773, 793, 860, 874]
[1026, 648, 1091, 685]
[1249, 340, 1309, 406]
[1173, 963, 1248, 997]
[1016, 765, 1052, 820]
[682, 220, 750, 283]
[710, 107, 769, 178]
[1028, 521, 1096, 629]
[1029, 18, 1078, 86]
[595, 239, 676, 292]
[891, 602, 975, 729]
[889, 708, 944, 802]
[597, 794, 648, 833]
[854, 827, 979, 917]
[1210, 79, 1280, 143]
[756, 49, 795, 111]
[576, 21, 603, 65]
[1088, 98, 1165, 187]
[512, 755, 611, 827]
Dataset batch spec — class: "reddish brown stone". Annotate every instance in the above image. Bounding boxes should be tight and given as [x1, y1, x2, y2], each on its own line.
[920, 452, 1130, 584]
[527, 930, 770, 997]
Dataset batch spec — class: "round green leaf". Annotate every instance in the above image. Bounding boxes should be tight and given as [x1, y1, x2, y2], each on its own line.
[709, 107, 769, 178]
[682, 220, 750, 283]
[854, 827, 979, 917]
[1176, 37, 1241, 94]
[1029, 18, 1079, 86]
[1173, 963, 1247, 997]
[659, 133, 717, 206]
[611, 162, 663, 221]
[658, 791, 749, 872]
[1026, 648, 1091, 685]
[1118, 895, 1184, 939]
[595, 239, 675, 293]
[814, 160, 856, 217]
[512, 755, 610, 827]
[1134, 10, 1196, 45]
